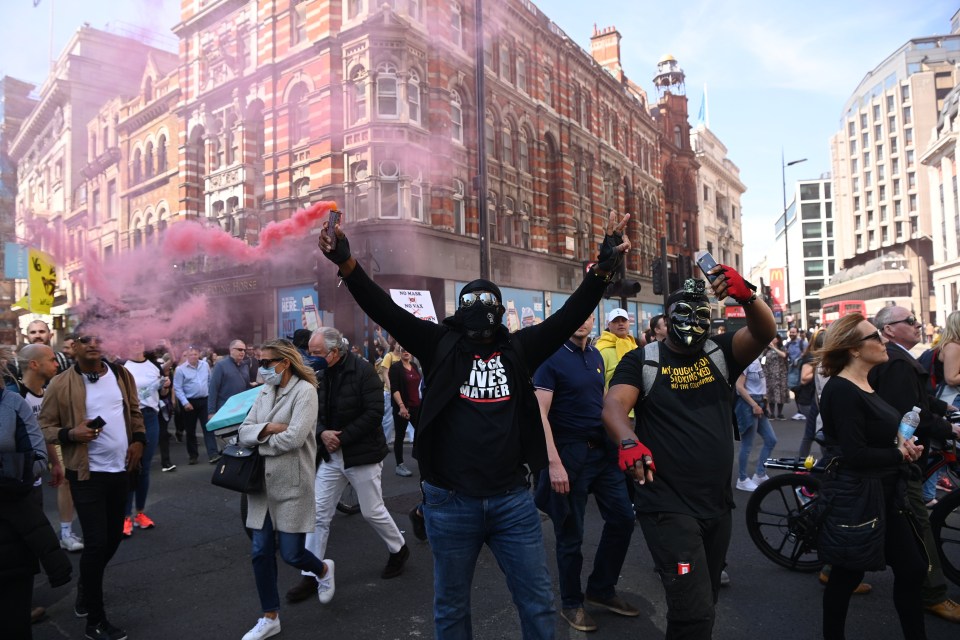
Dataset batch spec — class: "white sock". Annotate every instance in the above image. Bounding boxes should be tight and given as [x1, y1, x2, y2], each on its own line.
[60, 523, 73, 538]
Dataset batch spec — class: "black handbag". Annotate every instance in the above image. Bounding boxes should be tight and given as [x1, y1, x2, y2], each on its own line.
[816, 461, 886, 572]
[0, 451, 36, 498]
[211, 444, 264, 493]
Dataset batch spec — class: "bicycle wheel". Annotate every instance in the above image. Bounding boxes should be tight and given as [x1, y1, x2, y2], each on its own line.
[931, 488, 960, 587]
[336, 483, 361, 515]
[745, 473, 823, 572]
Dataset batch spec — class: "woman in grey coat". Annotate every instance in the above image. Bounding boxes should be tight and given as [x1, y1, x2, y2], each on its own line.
[237, 340, 332, 640]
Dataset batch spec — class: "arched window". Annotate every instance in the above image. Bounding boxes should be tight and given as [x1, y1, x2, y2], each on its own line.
[145, 142, 154, 177]
[352, 161, 369, 221]
[503, 196, 516, 245]
[379, 160, 400, 218]
[673, 125, 682, 148]
[451, 4, 463, 48]
[518, 128, 530, 173]
[450, 90, 463, 143]
[157, 209, 168, 239]
[453, 178, 465, 234]
[502, 122, 514, 166]
[376, 63, 399, 118]
[407, 70, 421, 125]
[348, 66, 367, 125]
[189, 125, 206, 178]
[289, 83, 310, 142]
[133, 227, 143, 250]
[484, 109, 496, 159]
[132, 148, 142, 183]
[410, 168, 423, 221]
[520, 203, 531, 249]
[157, 135, 167, 172]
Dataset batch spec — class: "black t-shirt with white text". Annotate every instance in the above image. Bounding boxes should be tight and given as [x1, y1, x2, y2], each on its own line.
[610, 333, 745, 518]
[433, 344, 525, 496]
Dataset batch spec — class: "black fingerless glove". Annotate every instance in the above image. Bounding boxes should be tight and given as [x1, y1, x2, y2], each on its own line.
[595, 231, 624, 276]
[321, 233, 352, 265]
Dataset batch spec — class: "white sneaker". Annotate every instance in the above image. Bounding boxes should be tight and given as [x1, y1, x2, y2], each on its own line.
[752, 473, 770, 485]
[395, 463, 413, 477]
[241, 616, 280, 640]
[60, 533, 84, 552]
[791, 413, 806, 421]
[736, 477, 758, 492]
[317, 559, 335, 604]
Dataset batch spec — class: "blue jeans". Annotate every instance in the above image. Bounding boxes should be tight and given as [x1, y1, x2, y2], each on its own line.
[546, 442, 634, 609]
[127, 407, 159, 514]
[421, 481, 555, 640]
[735, 396, 777, 480]
[251, 512, 326, 613]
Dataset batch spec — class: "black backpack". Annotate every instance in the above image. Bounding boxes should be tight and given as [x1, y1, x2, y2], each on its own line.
[917, 346, 944, 394]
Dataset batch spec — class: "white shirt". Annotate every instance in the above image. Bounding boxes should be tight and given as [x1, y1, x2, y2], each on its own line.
[124, 359, 162, 411]
[85, 365, 128, 473]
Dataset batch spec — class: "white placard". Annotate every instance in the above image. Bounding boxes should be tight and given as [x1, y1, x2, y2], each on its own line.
[390, 289, 439, 324]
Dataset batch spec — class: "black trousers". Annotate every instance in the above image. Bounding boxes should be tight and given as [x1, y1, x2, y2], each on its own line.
[68, 470, 127, 625]
[392, 405, 419, 465]
[822, 502, 927, 640]
[637, 510, 732, 640]
[0, 570, 33, 640]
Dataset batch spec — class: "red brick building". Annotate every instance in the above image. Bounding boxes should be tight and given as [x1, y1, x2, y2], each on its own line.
[173, 0, 686, 343]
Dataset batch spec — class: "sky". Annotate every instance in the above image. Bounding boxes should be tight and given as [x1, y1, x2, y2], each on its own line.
[2, 0, 957, 271]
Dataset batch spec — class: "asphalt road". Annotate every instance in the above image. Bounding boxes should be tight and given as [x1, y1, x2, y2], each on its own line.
[29, 404, 956, 639]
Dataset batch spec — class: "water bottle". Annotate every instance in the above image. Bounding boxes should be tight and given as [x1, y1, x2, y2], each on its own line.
[898, 406, 921, 442]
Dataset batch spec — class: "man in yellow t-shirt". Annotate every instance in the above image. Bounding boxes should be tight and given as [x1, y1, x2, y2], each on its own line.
[595, 308, 638, 389]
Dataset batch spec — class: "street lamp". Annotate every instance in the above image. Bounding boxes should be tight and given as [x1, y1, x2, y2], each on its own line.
[781, 152, 807, 326]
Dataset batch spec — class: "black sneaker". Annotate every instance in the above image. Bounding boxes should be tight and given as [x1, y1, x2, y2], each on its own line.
[174, 431, 184, 443]
[381, 544, 410, 579]
[85, 620, 127, 640]
[75, 584, 88, 618]
[408, 506, 427, 542]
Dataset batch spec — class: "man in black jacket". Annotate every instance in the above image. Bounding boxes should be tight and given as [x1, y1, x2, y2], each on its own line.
[868, 305, 960, 624]
[285, 326, 408, 605]
[318, 211, 630, 639]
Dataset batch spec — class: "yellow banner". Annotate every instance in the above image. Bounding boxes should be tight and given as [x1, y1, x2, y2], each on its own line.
[16, 249, 57, 313]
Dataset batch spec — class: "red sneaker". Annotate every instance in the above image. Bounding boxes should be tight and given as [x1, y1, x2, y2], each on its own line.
[133, 513, 155, 529]
[122, 517, 133, 538]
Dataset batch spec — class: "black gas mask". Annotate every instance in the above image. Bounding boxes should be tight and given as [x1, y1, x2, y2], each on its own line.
[455, 279, 505, 340]
[667, 279, 712, 349]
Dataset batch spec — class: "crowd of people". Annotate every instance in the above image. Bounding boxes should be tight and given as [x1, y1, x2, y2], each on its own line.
[3, 214, 960, 640]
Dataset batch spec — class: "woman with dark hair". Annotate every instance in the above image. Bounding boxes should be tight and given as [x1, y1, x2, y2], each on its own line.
[762, 335, 789, 419]
[388, 347, 421, 477]
[817, 314, 928, 640]
[797, 330, 825, 460]
[237, 339, 331, 640]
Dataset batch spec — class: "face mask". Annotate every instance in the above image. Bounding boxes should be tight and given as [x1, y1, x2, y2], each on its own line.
[305, 355, 328, 374]
[259, 365, 283, 386]
[669, 301, 711, 349]
[456, 304, 502, 339]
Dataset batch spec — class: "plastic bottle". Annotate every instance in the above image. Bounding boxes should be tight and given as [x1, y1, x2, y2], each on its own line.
[898, 406, 921, 442]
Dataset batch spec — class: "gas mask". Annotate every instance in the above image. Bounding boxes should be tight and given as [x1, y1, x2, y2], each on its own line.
[455, 279, 504, 340]
[667, 279, 712, 349]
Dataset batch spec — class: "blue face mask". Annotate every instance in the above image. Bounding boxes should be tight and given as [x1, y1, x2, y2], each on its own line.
[305, 355, 328, 374]
[259, 366, 283, 386]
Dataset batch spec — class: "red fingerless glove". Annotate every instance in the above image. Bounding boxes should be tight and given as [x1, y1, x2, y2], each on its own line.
[618, 439, 655, 473]
[720, 264, 757, 304]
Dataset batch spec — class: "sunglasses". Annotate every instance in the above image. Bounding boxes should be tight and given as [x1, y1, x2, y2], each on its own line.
[859, 330, 883, 343]
[258, 358, 283, 368]
[77, 335, 101, 345]
[232, 347, 247, 352]
[459, 291, 500, 308]
[887, 316, 918, 327]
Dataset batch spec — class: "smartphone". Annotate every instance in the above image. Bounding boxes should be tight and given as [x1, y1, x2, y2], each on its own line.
[695, 251, 720, 282]
[327, 209, 342, 249]
[302, 294, 320, 331]
[88, 416, 106, 430]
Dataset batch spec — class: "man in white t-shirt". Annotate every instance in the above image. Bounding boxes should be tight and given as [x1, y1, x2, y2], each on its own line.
[39, 329, 145, 640]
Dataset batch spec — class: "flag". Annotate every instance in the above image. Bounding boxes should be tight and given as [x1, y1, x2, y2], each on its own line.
[697, 91, 705, 124]
[13, 248, 57, 313]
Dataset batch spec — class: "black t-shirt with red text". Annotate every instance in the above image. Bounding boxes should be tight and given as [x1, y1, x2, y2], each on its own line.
[433, 344, 525, 496]
[610, 334, 745, 518]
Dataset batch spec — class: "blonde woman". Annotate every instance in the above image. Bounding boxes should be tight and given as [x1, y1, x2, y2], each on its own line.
[237, 340, 331, 640]
[936, 310, 960, 407]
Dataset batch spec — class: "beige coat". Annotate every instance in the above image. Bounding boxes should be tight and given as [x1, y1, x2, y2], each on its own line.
[237, 376, 318, 533]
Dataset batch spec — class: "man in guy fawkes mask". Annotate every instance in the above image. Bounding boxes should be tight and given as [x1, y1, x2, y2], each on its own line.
[318, 211, 631, 640]
[603, 270, 776, 639]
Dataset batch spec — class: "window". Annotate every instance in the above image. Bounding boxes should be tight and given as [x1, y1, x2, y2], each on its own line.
[516, 56, 527, 93]
[878, 164, 885, 180]
[451, 4, 463, 48]
[452, 179, 465, 234]
[862, 132, 869, 147]
[348, 67, 367, 125]
[376, 63, 399, 118]
[880, 205, 888, 222]
[850, 158, 858, 173]
[107, 180, 116, 220]
[909, 193, 917, 211]
[888, 115, 896, 131]
[543, 71, 552, 108]
[291, 0, 307, 45]
[874, 124, 882, 139]
[896, 221, 904, 239]
[379, 160, 400, 218]
[520, 203, 531, 249]
[410, 169, 423, 221]
[891, 137, 898, 153]
[848, 121, 855, 136]
[408, 0, 421, 21]
[901, 84, 910, 101]
[518, 129, 530, 173]
[882, 227, 889, 243]
[353, 162, 369, 220]
[132, 148, 142, 183]
[157, 135, 167, 172]
[895, 199, 902, 216]
[145, 141, 155, 177]
[484, 110, 496, 158]
[450, 90, 463, 143]
[903, 106, 912, 124]
[92, 190, 100, 226]
[905, 128, 913, 145]
[289, 83, 310, 141]
[856, 234, 863, 250]
[892, 158, 899, 175]
[407, 70, 421, 125]
[860, 113, 868, 128]
[879, 185, 886, 200]
[800, 183, 820, 200]
[502, 123, 514, 166]
[908, 172, 916, 189]
[347, 0, 362, 20]
[863, 151, 870, 166]
[906, 149, 915, 166]
[499, 43, 511, 81]
[887, 95, 894, 112]
[850, 140, 857, 154]
[872, 104, 880, 121]
[483, 33, 493, 68]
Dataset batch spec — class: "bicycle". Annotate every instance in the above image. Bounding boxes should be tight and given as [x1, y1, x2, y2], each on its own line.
[745, 434, 960, 585]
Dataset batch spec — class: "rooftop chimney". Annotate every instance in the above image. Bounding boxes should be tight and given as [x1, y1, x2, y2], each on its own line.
[590, 25, 623, 83]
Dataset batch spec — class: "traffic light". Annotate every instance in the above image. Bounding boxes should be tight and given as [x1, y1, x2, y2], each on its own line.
[605, 260, 641, 299]
[652, 258, 663, 295]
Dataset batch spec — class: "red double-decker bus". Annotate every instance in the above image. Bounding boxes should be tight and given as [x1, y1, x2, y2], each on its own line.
[820, 300, 866, 326]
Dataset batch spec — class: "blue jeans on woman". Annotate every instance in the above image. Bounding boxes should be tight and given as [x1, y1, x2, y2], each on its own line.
[421, 481, 555, 640]
[126, 406, 159, 515]
[251, 512, 326, 613]
[735, 396, 778, 480]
